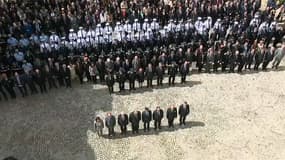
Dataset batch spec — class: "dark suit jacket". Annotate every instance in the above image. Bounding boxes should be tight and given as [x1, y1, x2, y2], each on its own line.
[118, 114, 129, 126]
[142, 110, 152, 122]
[105, 115, 116, 128]
[129, 111, 141, 126]
[167, 107, 177, 121]
[179, 104, 190, 116]
[153, 109, 164, 121]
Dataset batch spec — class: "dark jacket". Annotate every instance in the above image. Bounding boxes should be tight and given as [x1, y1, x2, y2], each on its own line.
[105, 115, 116, 128]
[106, 74, 115, 86]
[129, 111, 141, 126]
[179, 104, 190, 116]
[167, 107, 177, 121]
[153, 109, 164, 121]
[118, 114, 129, 126]
[142, 109, 152, 122]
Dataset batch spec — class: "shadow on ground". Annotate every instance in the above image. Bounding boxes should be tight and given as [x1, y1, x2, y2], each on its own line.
[0, 84, 113, 160]
[113, 80, 202, 95]
[101, 121, 205, 139]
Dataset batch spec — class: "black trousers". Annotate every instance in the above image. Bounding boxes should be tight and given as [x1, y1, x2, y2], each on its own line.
[179, 115, 187, 125]
[147, 79, 153, 87]
[157, 76, 163, 86]
[262, 61, 269, 70]
[168, 76, 175, 85]
[91, 75, 97, 84]
[254, 62, 260, 70]
[119, 82, 125, 91]
[5, 88, 16, 99]
[168, 119, 175, 128]
[143, 122, 150, 131]
[65, 77, 72, 88]
[107, 85, 113, 94]
[48, 77, 58, 89]
[154, 120, 161, 130]
[181, 74, 186, 83]
[120, 125, 127, 134]
[27, 82, 38, 94]
[0, 89, 8, 100]
[129, 81, 135, 90]
[18, 86, 28, 97]
[108, 127, 115, 136]
[38, 83, 47, 93]
[131, 124, 139, 134]
[99, 72, 105, 82]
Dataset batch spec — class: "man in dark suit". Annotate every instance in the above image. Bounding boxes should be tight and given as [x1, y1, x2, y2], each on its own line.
[106, 73, 115, 94]
[142, 107, 152, 132]
[14, 72, 28, 97]
[179, 102, 190, 125]
[118, 112, 129, 135]
[105, 112, 116, 137]
[180, 61, 189, 83]
[168, 62, 177, 85]
[63, 64, 72, 88]
[156, 63, 164, 86]
[116, 67, 126, 92]
[129, 110, 141, 134]
[1, 73, 16, 99]
[96, 57, 106, 82]
[145, 63, 154, 88]
[153, 106, 164, 130]
[34, 69, 47, 94]
[0, 76, 8, 100]
[128, 68, 136, 91]
[23, 71, 38, 94]
[167, 105, 177, 128]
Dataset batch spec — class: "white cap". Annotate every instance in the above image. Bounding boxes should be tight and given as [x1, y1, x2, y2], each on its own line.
[106, 22, 109, 26]
[234, 21, 238, 24]
[134, 19, 138, 22]
[97, 24, 101, 27]
[79, 26, 83, 30]
[207, 17, 211, 19]
[144, 18, 148, 22]
[116, 22, 121, 25]
[254, 15, 259, 18]
[217, 19, 221, 22]
[69, 29, 74, 32]
[61, 37, 65, 40]
[198, 17, 202, 20]
[153, 18, 157, 21]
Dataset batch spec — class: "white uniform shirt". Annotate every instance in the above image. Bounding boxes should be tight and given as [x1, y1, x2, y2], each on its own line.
[77, 29, 87, 39]
[133, 22, 141, 32]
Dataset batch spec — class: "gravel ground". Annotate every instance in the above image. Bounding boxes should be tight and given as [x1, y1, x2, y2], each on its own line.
[0, 60, 285, 160]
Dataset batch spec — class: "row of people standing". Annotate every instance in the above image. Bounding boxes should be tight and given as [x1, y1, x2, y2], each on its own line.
[0, 61, 72, 101]
[94, 102, 190, 137]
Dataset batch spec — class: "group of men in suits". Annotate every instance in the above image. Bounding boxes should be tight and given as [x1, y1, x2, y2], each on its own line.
[94, 102, 190, 137]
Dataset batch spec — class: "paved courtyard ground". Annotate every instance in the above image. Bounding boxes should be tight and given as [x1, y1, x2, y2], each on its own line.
[0, 60, 285, 160]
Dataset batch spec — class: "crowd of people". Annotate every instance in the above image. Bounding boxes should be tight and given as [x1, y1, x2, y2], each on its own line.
[94, 102, 190, 137]
[1, 0, 285, 100]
